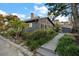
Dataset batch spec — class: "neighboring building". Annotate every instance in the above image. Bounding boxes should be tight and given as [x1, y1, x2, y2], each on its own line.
[24, 13, 54, 32]
[60, 21, 73, 33]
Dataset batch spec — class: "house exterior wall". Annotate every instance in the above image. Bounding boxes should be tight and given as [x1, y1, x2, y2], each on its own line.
[38, 18, 53, 29]
[32, 21, 40, 30]
[29, 18, 53, 31]
[25, 17, 53, 32]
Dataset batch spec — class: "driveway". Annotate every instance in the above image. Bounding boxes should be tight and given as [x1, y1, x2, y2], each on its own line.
[0, 37, 23, 56]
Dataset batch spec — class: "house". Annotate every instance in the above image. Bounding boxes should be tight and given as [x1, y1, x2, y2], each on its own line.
[24, 13, 54, 32]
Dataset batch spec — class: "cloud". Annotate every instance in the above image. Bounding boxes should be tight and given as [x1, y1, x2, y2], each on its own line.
[24, 7, 27, 10]
[33, 5, 48, 17]
[34, 5, 48, 14]
[11, 13, 26, 19]
[56, 16, 69, 22]
[38, 14, 45, 17]
[0, 10, 26, 20]
[26, 16, 30, 19]
[0, 10, 7, 16]
[34, 3, 42, 5]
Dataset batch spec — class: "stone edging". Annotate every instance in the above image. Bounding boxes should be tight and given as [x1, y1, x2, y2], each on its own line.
[0, 35, 33, 56]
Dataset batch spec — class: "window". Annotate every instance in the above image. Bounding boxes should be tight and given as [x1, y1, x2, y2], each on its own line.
[29, 23, 32, 27]
[41, 24, 43, 28]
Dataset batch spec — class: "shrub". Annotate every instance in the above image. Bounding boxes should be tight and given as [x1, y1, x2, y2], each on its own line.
[24, 29, 57, 51]
[21, 32, 32, 40]
[0, 31, 8, 37]
[56, 35, 79, 56]
[54, 22, 60, 32]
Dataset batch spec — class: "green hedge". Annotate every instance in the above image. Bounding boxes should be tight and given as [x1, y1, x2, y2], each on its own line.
[56, 35, 79, 56]
[22, 29, 57, 51]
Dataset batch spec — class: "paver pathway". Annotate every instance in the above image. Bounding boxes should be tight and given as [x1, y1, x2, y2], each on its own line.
[35, 33, 65, 56]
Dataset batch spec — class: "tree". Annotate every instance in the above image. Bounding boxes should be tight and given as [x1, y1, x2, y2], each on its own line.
[46, 3, 71, 18]
[0, 14, 5, 31]
[54, 20, 61, 32]
[8, 19, 28, 40]
[5, 15, 20, 21]
[45, 3, 79, 32]
[71, 4, 78, 32]
[0, 14, 28, 41]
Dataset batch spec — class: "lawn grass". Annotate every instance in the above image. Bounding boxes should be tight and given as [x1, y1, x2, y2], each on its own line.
[56, 34, 79, 56]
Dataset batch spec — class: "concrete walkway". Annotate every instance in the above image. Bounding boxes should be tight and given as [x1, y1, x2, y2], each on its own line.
[35, 33, 65, 56]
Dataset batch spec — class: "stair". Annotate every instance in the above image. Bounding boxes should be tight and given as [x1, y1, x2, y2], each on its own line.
[36, 48, 57, 56]
[35, 52, 43, 56]
[40, 47, 55, 54]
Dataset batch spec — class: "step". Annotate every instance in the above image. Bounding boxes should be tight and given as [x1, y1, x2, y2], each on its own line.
[35, 52, 43, 56]
[40, 47, 55, 54]
[36, 48, 57, 56]
[41, 33, 64, 51]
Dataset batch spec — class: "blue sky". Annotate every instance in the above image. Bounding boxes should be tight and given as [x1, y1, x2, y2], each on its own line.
[0, 3, 68, 22]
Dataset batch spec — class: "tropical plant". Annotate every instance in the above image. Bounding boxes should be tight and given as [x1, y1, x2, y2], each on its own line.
[7, 19, 28, 40]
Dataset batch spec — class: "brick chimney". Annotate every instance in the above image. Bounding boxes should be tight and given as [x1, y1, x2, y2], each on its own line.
[31, 13, 34, 19]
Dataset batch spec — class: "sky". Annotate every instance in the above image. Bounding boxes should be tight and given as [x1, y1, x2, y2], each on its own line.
[0, 3, 68, 22]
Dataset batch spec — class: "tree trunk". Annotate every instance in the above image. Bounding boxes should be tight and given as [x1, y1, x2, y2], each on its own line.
[71, 3, 78, 33]
[71, 3, 78, 32]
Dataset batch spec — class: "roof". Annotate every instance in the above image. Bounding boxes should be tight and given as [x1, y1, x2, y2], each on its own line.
[24, 17, 55, 26]
[25, 18, 38, 23]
